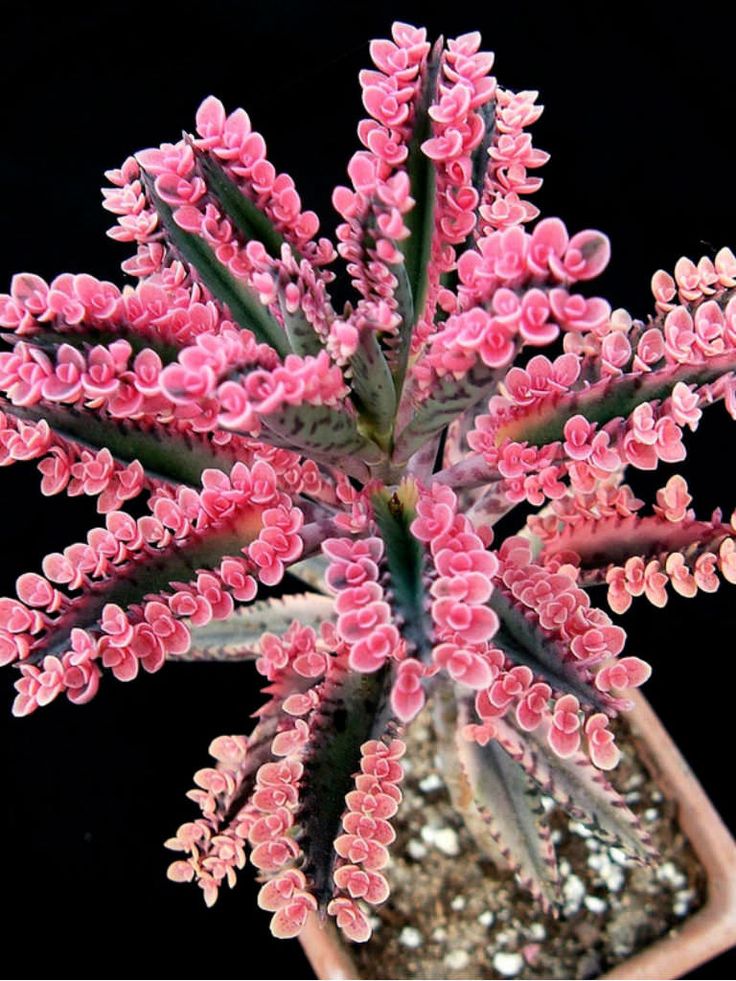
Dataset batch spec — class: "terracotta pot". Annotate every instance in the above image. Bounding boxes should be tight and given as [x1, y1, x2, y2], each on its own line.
[297, 691, 736, 980]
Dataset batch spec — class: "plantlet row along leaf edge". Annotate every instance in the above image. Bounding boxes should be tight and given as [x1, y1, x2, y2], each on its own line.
[1, 20, 734, 946]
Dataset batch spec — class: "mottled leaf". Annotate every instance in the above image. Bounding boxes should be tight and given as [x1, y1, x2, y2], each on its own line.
[490, 588, 608, 709]
[173, 593, 335, 661]
[436, 693, 559, 910]
[5, 399, 238, 488]
[495, 717, 656, 863]
[142, 172, 290, 357]
[372, 484, 432, 660]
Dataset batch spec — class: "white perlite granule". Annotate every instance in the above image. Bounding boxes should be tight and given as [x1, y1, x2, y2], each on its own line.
[493, 951, 524, 977]
[407, 839, 427, 860]
[444, 949, 470, 970]
[398, 926, 423, 948]
[433, 827, 460, 856]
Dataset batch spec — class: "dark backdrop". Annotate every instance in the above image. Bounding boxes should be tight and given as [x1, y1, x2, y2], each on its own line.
[1, 3, 735, 977]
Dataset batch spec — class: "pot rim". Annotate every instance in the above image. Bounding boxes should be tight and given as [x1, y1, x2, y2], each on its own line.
[297, 691, 736, 980]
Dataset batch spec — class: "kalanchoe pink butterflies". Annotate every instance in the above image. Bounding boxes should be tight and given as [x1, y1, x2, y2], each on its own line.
[2, 20, 735, 945]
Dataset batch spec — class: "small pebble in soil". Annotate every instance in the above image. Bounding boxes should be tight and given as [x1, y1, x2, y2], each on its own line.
[433, 827, 460, 856]
[609, 846, 632, 866]
[407, 839, 427, 860]
[563, 874, 585, 908]
[493, 951, 524, 977]
[398, 927, 423, 948]
[419, 773, 443, 792]
[478, 910, 494, 927]
[673, 888, 696, 916]
[657, 861, 687, 889]
[584, 895, 608, 914]
[445, 949, 470, 970]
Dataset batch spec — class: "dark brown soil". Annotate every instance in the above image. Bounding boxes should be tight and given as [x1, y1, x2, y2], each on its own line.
[350, 715, 706, 980]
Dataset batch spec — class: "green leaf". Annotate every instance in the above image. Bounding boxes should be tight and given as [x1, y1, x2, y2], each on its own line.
[278, 296, 324, 356]
[499, 346, 736, 449]
[297, 664, 395, 907]
[141, 172, 291, 358]
[436, 693, 559, 910]
[495, 717, 656, 863]
[193, 146, 289, 260]
[28, 510, 265, 666]
[490, 589, 608, 709]
[399, 38, 442, 327]
[4, 399, 239, 487]
[287, 554, 330, 594]
[371, 484, 432, 660]
[350, 331, 397, 445]
[393, 360, 508, 464]
[258, 402, 383, 475]
[172, 593, 335, 661]
[386, 260, 415, 398]
[1, 327, 181, 365]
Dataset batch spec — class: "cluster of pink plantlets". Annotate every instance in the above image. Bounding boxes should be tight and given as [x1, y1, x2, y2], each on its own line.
[1, 20, 734, 944]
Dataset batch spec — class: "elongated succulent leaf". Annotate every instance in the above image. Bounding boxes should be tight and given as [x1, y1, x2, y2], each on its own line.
[350, 332, 397, 446]
[393, 360, 508, 464]
[498, 348, 736, 448]
[490, 588, 607, 709]
[495, 717, 656, 863]
[386, 260, 415, 397]
[259, 404, 383, 474]
[287, 554, 330, 594]
[399, 38, 442, 326]
[436, 694, 558, 909]
[278, 300, 324, 357]
[1, 327, 181, 364]
[298, 664, 394, 906]
[29, 511, 264, 665]
[5, 400, 237, 487]
[371, 485, 432, 659]
[193, 147, 289, 260]
[142, 173, 291, 357]
[174, 593, 335, 661]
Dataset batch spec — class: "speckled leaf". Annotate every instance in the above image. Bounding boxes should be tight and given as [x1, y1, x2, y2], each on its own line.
[392, 360, 508, 465]
[497, 345, 736, 449]
[4, 399, 239, 488]
[142, 172, 290, 357]
[399, 38, 442, 326]
[0, 326, 181, 365]
[436, 694, 559, 910]
[296, 664, 396, 908]
[278, 297, 323, 356]
[372, 485, 432, 660]
[490, 588, 608, 710]
[26, 509, 265, 667]
[172, 593, 335, 661]
[193, 146, 288, 259]
[350, 332, 397, 446]
[494, 717, 657, 864]
[258, 403, 383, 475]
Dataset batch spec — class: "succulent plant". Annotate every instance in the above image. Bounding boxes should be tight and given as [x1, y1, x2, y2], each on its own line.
[2, 19, 736, 947]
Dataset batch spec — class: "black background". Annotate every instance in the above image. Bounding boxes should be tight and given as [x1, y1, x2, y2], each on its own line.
[1, 3, 735, 977]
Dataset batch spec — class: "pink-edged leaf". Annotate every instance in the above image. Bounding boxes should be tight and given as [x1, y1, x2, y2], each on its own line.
[494, 716, 656, 863]
[176, 594, 334, 662]
[437, 695, 559, 910]
[5, 399, 239, 488]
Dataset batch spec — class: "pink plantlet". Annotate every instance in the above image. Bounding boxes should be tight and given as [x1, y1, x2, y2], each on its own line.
[9, 17, 736, 946]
